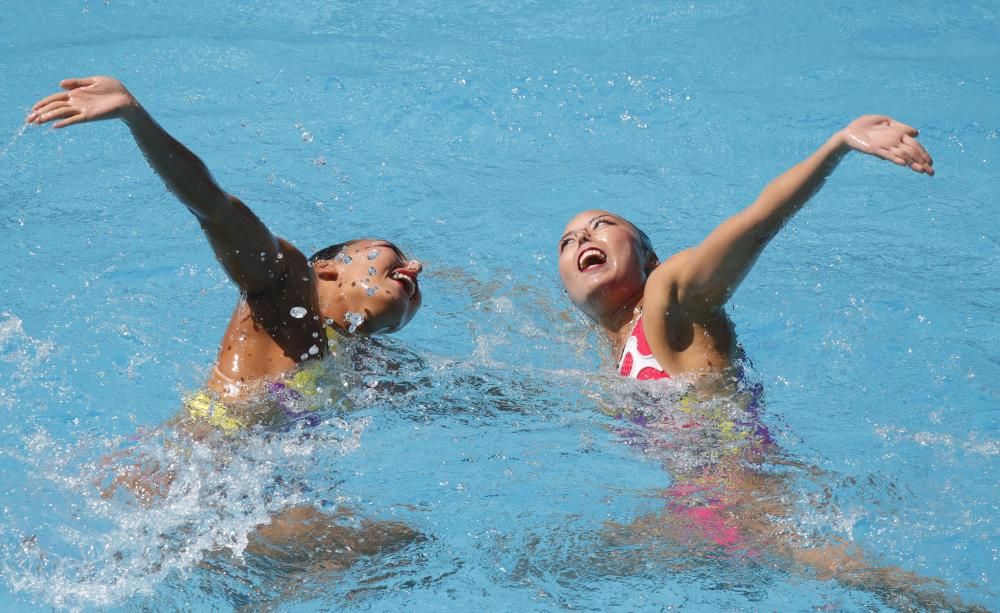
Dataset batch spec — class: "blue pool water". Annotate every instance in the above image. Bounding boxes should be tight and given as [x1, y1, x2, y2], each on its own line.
[1, 1, 997, 610]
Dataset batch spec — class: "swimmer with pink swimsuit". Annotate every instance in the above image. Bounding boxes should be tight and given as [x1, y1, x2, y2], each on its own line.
[559, 115, 932, 382]
[557, 117, 934, 562]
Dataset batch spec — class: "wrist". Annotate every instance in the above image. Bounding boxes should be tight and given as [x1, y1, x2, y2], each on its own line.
[120, 98, 148, 127]
[829, 130, 850, 153]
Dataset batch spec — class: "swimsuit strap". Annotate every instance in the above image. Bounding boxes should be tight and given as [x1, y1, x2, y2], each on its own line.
[618, 311, 670, 380]
[617, 309, 642, 365]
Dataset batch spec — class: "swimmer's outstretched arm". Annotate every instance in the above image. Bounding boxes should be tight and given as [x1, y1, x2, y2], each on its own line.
[27, 77, 298, 295]
[644, 115, 933, 320]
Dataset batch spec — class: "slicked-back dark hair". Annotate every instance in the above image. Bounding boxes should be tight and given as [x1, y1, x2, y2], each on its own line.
[625, 220, 658, 269]
[308, 239, 409, 263]
[633, 223, 656, 260]
[309, 240, 358, 263]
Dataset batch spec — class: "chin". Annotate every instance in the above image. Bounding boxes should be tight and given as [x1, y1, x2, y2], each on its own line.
[366, 302, 410, 332]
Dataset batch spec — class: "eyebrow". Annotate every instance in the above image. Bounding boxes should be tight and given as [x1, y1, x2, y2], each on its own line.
[373, 241, 407, 260]
[559, 215, 612, 242]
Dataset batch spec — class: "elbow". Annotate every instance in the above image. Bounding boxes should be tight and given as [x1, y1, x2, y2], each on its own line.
[180, 190, 237, 223]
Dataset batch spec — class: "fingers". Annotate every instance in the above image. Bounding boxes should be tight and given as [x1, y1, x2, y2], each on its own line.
[42, 107, 82, 128]
[879, 140, 934, 175]
[886, 152, 908, 167]
[27, 100, 75, 124]
[888, 120, 933, 175]
[34, 99, 72, 115]
[31, 91, 69, 111]
[891, 119, 919, 137]
[902, 134, 933, 167]
[876, 145, 909, 167]
[52, 114, 88, 129]
[60, 77, 96, 91]
[26, 78, 97, 123]
[901, 135, 934, 175]
[891, 140, 934, 176]
[36, 107, 79, 126]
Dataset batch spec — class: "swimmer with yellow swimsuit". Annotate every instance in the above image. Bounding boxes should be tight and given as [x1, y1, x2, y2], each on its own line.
[184, 355, 326, 434]
[184, 328, 338, 435]
[29, 75, 430, 570]
[29, 76, 424, 422]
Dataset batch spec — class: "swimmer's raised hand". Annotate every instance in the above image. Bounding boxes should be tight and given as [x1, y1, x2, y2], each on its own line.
[840, 115, 934, 176]
[26, 76, 138, 128]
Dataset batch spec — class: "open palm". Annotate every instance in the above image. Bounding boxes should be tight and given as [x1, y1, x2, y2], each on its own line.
[842, 115, 934, 175]
[27, 76, 137, 129]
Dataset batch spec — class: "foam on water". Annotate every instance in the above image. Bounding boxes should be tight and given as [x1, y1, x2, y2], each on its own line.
[0, 383, 369, 608]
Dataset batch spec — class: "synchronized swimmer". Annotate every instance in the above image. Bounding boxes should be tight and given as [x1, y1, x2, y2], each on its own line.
[30, 78, 985, 611]
[29, 76, 424, 431]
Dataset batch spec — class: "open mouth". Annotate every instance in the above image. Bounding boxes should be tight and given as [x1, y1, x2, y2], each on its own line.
[389, 268, 418, 298]
[577, 247, 607, 272]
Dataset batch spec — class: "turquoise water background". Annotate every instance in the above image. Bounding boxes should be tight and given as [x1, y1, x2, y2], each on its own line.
[1, 1, 997, 610]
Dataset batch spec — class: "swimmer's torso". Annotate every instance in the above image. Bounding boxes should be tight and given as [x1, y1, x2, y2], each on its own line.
[614, 303, 736, 378]
[209, 274, 331, 400]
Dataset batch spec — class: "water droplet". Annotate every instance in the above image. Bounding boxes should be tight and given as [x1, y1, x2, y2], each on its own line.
[368, 266, 377, 276]
[276, 252, 283, 260]
[312, 332, 319, 338]
[308, 344, 319, 355]
[367, 287, 377, 296]
[300, 353, 309, 360]
[345, 311, 365, 333]
[334, 252, 345, 262]
[367, 249, 380, 260]
[343, 255, 353, 265]
[290, 306, 307, 319]
[301, 131, 313, 142]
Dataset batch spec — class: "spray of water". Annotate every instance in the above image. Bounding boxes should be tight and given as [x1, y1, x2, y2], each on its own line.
[0, 381, 370, 609]
[0, 123, 29, 158]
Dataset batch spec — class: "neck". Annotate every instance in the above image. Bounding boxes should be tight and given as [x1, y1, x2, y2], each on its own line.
[594, 288, 643, 347]
[318, 295, 349, 331]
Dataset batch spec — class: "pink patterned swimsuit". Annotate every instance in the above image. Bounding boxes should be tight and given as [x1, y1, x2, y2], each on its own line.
[616, 311, 760, 557]
[617, 313, 670, 380]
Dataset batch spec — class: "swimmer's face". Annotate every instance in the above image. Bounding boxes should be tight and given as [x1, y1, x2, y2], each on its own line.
[558, 210, 654, 320]
[313, 239, 423, 334]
